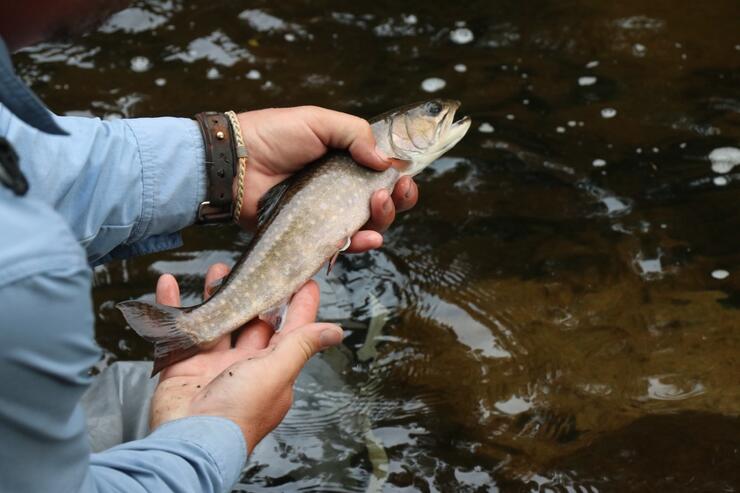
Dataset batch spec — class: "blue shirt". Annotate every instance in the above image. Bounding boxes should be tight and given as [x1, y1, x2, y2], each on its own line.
[0, 39, 247, 492]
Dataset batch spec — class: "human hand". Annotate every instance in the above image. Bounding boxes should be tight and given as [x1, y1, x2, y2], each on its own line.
[149, 263, 342, 454]
[234, 106, 418, 251]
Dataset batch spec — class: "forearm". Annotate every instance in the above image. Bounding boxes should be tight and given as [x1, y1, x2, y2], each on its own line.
[88, 417, 246, 493]
[0, 105, 207, 264]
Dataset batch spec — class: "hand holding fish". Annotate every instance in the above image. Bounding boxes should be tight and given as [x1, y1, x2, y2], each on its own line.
[118, 100, 470, 374]
[149, 263, 342, 454]
[233, 106, 419, 250]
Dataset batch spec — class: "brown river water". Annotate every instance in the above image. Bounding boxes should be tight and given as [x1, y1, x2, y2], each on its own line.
[14, 0, 740, 491]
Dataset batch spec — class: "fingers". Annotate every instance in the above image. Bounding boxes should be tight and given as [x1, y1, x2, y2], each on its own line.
[204, 263, 230, 300]
[234, 319, 273, 351]
[346, 230, 383, 253]
[364, 189, 396, 233]
[391, 176, 418, 213]
[280, 281, 320, 333]
[156, 274, 180, 307]
[305, 107, 391, 171]
[353, 178, 418, 251]
[268, 323, 344, 382]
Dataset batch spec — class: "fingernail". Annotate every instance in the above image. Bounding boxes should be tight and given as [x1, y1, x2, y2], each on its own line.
[320, 327, 343, 349]
[382, 196, 393, 214]
[374, 145, 390, 163]
[403, 180, 412, 199]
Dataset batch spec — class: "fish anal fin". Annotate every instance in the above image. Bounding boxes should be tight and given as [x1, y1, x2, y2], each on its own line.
[259, 298, 290, 331]
[327, 250, 340, 275]
[327, 236, 351, 275]
[116, 300, 200, 377]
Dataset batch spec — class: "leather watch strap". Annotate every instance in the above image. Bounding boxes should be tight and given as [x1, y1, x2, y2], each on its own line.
[194, 112, 236, 223]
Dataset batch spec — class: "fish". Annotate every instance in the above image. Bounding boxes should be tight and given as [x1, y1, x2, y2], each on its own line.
[117, 99, 471, 375]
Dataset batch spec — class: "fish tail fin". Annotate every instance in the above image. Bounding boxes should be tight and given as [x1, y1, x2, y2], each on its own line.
[116, 300, 200, 376]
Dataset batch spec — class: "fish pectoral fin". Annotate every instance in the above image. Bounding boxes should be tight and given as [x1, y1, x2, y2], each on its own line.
[259, 298, 290, 331]
[116, 300, 200, 377]
[327, 237, 351, 275]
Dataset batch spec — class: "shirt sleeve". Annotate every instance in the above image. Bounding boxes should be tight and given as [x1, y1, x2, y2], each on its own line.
[0, 196, 246, 493]
[0, 104, 207, 265]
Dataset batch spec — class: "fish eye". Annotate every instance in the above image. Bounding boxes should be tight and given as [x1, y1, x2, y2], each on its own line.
[425, 101, 443, 116]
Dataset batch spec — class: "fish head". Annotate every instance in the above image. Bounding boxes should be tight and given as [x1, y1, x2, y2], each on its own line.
[371, 99, 471, 176]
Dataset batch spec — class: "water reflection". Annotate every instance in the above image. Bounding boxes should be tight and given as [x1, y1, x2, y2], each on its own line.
[15, 0, 740, 490]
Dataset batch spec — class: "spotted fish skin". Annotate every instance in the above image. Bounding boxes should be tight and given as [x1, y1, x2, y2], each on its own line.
[186, 154, 399, 342]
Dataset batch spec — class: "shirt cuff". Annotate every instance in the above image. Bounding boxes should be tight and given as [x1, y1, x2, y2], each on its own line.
[152, 416, 247, 487]
[124, 116, 207, 243]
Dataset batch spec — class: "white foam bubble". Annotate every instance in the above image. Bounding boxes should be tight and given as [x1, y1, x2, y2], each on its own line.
[556, 126, 566, 133]
[709, 147, 740, 174]
[506, 114, 515, 120]
[421, 77, 446, 92]
[246, 69, 262, 80]
[713, 176, 728, 186]
[711, 269, 730, 280]
[450, 27, 474, 44]
[578, 76, 597, 86]
[586, 60, 600, 68]
[154, 78, 167, 87]
[130, 56, 151, 72]
[633, 43, 647, 56]
[592, 158, 607, 167]
[206, 67, 220, 79]
[454, 63, 467, 73]
[478, 122, 494, 133]
[601, 108, 617, 119]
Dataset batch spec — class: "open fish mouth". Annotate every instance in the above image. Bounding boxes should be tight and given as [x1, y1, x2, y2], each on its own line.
[435, 102, 472, 156]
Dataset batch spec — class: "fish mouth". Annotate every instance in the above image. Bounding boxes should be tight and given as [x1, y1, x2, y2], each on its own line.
[438, 102, 472, 153]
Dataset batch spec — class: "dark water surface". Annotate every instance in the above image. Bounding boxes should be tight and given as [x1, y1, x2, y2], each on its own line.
[15, 0, 740, 491]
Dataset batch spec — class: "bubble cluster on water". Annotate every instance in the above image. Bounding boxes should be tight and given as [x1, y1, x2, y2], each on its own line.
[633, 43, 647, 56]
[478, 122, 494, 133]
[130, 56, 151, 72]
[450, 27, 474, 44]
[709, 147, 740, 174]
[421, 77, 446, 92]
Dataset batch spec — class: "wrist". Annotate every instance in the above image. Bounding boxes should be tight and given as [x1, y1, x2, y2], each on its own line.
[193, 112, 237, 224]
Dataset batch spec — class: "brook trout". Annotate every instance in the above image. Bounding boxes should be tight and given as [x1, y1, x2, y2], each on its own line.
[117, 99, 471, 374]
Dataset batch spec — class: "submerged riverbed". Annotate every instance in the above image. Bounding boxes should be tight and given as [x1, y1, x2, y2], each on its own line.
[15, 0, 740, 490]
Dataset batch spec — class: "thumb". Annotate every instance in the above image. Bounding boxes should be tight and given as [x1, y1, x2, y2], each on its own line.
[306, 107, 391, 170]
[268, 323, 344, 381]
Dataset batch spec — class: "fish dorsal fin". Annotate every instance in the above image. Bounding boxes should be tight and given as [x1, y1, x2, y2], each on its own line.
[256, 175, 297, 229]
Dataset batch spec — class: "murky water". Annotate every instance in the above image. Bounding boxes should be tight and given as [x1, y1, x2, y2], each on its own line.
[14, 0, 740, 490]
